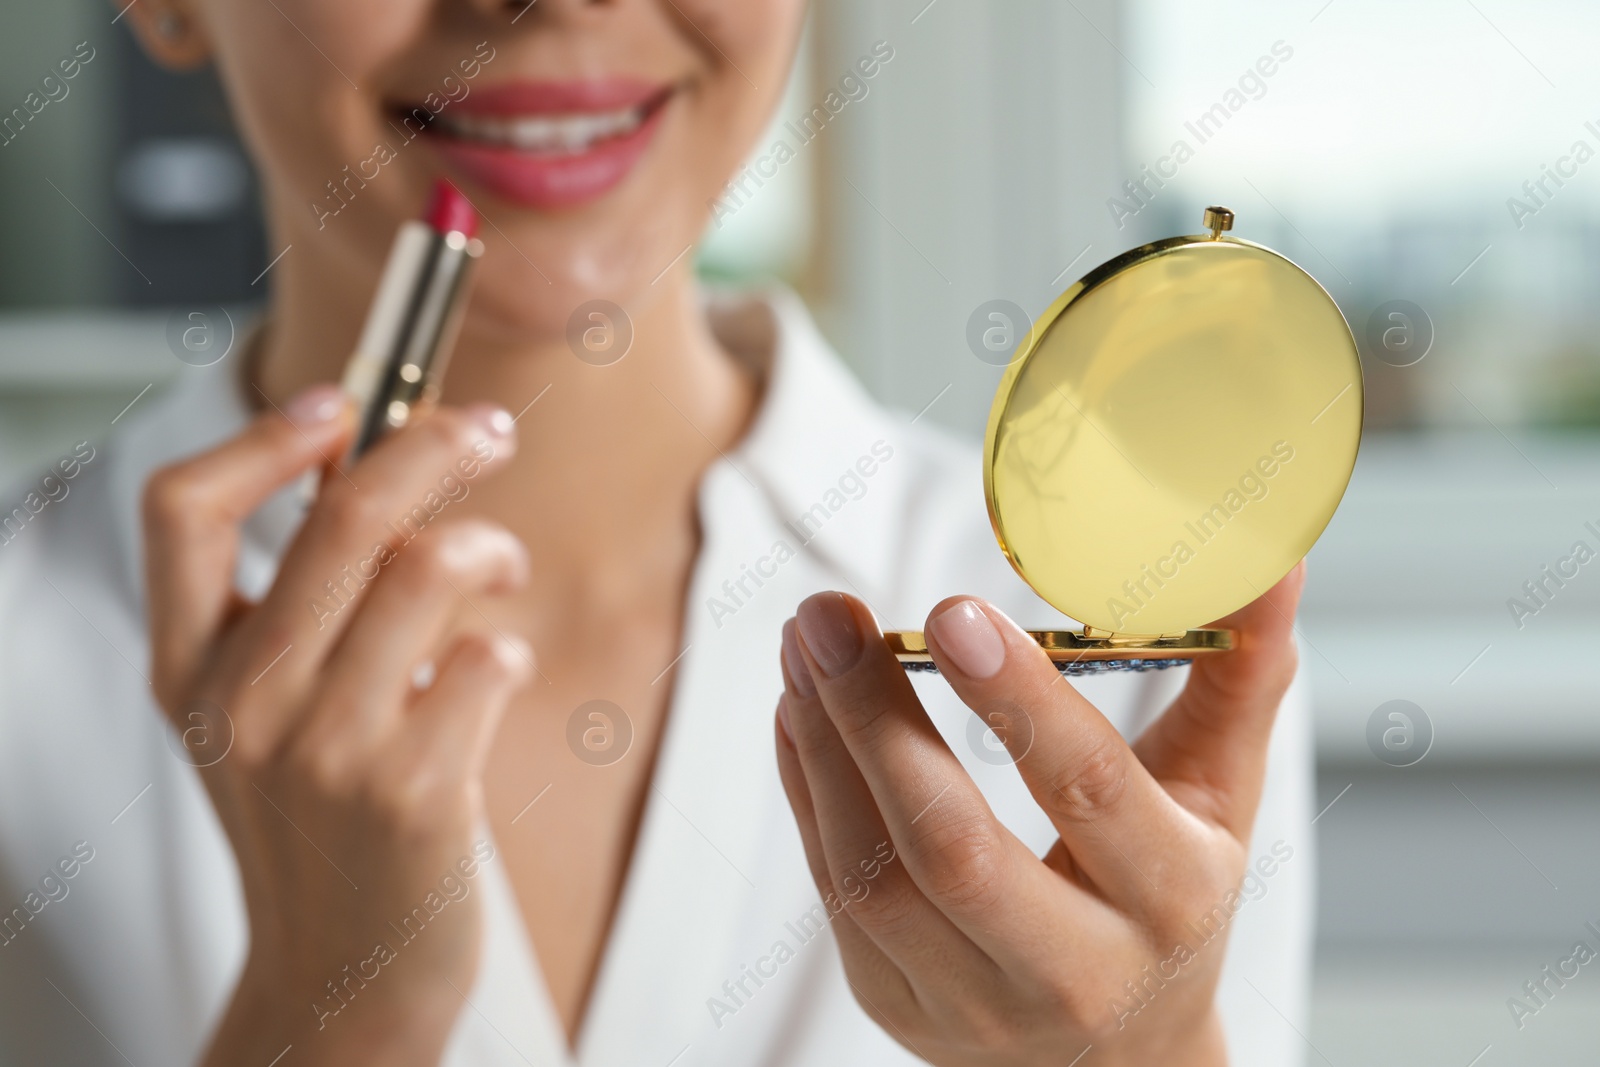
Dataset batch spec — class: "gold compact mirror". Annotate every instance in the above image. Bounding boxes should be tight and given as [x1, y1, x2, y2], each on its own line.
[891, 207, 1363, 675]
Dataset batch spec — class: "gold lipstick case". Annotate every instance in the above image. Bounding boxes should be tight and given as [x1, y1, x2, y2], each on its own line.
[340, 221, 485, 459]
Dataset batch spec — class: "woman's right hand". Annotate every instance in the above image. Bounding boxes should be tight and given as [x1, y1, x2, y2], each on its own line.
[142, 384, 533, 1066]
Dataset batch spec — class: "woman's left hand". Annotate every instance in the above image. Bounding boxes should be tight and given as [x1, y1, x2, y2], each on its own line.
[774, 564, 1305, 1067]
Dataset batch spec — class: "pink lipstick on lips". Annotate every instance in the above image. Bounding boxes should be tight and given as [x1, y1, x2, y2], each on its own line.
[340, 179, 485, 458]
[416, 79, 672, 210]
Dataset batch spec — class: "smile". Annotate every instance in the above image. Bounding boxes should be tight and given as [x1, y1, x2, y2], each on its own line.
[430, 103, 653, 155]
[399, 80, 674, 211]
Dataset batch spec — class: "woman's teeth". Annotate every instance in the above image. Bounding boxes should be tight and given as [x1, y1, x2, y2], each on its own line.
[432, 106, 647, 153]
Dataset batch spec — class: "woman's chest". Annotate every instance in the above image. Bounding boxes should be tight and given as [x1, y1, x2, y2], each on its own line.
[476, 619, 681, 1043]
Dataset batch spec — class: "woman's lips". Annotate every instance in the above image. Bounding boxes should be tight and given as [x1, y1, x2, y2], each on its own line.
[404, 80, 672, 211]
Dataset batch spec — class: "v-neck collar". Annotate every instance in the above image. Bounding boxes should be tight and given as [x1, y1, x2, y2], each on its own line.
[520, 290, 920, 1066]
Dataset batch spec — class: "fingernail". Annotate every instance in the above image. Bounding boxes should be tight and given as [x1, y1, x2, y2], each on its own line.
[465, 403, 516, 441]
[491, 532, 532, 592]
[285, 383, 346, 427]
[776, 695, 794, 746]
[782, 618, 816, 698]
[795, 593, 862, 679]
[496, 635, 536, 683]
[928, 600, 1006, 679]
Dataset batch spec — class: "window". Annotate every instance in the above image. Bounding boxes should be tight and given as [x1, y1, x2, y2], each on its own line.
[1126, 0, 1600, 428]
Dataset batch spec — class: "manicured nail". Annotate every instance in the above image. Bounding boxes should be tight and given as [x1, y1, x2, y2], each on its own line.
[285, 383, 345, 427]
[465, 403, 515, 441]
[776, 695, 794, 746]
[928, 600, 1006, 679]
[795, 593, 862, 679]
[499, 633, 534, 667]
[782, 618, 816, 698]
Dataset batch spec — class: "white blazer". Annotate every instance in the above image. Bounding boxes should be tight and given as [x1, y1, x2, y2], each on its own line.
[0, 290, 1314, 1065]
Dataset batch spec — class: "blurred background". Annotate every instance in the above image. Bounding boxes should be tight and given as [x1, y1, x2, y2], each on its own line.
[4, 0, 1599, 1062]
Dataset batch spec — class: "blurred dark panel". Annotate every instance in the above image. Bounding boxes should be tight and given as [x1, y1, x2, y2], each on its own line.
[108, 24, 265, 305]
[0, 3, 265, 310]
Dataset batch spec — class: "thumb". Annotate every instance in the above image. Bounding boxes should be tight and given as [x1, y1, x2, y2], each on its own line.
[1132, 560, 1306, 836]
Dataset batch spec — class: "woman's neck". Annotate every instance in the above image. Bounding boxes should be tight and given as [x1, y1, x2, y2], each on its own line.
[253, 257, 759, 583]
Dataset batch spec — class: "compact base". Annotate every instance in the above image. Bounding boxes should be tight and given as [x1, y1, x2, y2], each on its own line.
[903, 657, 1191, 676]
[884, 629, 1233, 676]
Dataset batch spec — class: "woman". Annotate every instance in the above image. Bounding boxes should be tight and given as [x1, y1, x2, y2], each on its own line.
[0, 0, 1314, 1064]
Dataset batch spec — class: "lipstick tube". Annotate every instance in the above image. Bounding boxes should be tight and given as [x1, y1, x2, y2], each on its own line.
[340, 179, 484, 459]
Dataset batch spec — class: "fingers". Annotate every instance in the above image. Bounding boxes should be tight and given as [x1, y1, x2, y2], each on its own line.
[1132, 561, 1306, 837]
[922, 596, 1203, 912]
[239, 404, 516, 708]
[297, 518, 530, 757]
[778, 619, 994, 994]
[143, 384, 353, 704]
[788, 595, 1102, 974]
[390, 629, 534, 793]
[273, 630, 531, 866]
[773, 692, 918, 1005]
